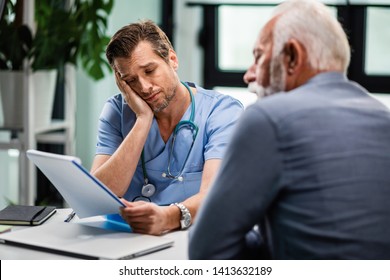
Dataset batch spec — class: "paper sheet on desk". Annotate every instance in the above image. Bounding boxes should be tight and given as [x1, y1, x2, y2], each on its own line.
[27, 150, 125, 218]
[77, 214, 132, 232]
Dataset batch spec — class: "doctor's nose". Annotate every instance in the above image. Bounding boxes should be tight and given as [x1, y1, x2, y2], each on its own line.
[138, 78, 153, 95]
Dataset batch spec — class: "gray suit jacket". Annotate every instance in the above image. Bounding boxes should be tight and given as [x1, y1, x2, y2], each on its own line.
[189, 72, 390, 259]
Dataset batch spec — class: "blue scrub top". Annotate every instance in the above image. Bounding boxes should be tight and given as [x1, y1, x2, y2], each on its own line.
[96, 82, 244, 205]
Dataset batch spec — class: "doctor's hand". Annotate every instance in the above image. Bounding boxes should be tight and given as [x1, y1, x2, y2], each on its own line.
[115, 72, 153, 119]
[120, 199, 171, 236]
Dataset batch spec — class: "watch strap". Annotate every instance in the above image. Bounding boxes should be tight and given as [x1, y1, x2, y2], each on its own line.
[171, 202, 192, 230]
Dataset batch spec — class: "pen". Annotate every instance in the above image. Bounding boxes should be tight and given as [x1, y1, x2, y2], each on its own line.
[64, 211, 76, 223]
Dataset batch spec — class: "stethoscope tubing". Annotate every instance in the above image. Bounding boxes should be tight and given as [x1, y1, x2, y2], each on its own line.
[137, 81, 198, 201]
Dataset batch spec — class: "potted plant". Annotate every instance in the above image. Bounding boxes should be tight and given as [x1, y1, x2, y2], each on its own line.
[0, 0, 32, 71]
[0, 0, 33, 128]
[31, 0, 113, 80]
[0, 0, 113, 129]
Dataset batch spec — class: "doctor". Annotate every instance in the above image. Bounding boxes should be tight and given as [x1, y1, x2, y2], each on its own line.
[90, 20, 243, 235]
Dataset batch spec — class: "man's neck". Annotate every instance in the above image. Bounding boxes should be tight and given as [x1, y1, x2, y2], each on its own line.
[156, 83, 193, 142]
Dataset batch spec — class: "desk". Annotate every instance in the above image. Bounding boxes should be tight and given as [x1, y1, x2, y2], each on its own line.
[0, 209, 189, 260]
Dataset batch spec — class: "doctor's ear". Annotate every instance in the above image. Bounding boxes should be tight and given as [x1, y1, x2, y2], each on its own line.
[168, 49, 179, 70]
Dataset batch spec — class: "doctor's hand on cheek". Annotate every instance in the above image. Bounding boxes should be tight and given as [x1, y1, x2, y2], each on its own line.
[119, 199, 171, 236]
[115, 72, 153, 120]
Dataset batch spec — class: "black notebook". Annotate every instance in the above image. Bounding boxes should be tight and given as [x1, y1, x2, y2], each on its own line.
[0, 205, 57, 226]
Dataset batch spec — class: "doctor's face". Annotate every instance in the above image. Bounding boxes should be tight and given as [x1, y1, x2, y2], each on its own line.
[114, 40, 180, 113]
[245, 19, 286, 98]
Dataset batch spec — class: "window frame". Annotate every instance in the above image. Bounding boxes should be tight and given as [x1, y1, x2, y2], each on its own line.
[191, 3, 390, 93]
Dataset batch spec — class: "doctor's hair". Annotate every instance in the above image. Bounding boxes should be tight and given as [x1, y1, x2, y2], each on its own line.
[271, 0, 350, 74]
[106, 19, 174, 68]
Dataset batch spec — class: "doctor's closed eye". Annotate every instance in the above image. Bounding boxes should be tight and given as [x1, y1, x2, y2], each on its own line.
[145, 67, 156, 74]
[125, 78, 136, 86]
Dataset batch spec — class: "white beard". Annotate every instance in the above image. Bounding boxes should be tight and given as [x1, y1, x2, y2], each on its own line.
[255, 55, 287, 98]
[255, 85, 274, 98]
[245, 79, 279, 98]
[247, 82, 259, 94]
[247, 54, 287, 99]
[247, 81, 270, 98]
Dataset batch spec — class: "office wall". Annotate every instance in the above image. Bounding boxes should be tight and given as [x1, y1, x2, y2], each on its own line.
[173, 1, 203, 86]
[0, 148, 18, 207]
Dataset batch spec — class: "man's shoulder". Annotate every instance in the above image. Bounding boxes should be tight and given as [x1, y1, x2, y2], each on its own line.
[103, 93, 129, 112]
[100, 93, 135, 121]
[247, 74, 369, 125]
[106, 93, 124, 104]
[195, 85, 244, 109]
[245, 86, 324, 126]
[250, 90, 304, 112]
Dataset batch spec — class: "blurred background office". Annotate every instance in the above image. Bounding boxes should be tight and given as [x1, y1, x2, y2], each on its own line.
[0, 0, 389, 209]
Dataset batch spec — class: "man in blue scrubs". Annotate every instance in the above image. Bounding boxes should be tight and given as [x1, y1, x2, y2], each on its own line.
[189, 0, 390, 259]
[91, 20, 243, 235]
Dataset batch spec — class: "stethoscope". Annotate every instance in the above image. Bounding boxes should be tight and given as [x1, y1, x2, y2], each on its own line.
[132, 81, 198, 202]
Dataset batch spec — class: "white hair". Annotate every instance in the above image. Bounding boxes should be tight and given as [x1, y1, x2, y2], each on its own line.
[272, 0, 351, 74]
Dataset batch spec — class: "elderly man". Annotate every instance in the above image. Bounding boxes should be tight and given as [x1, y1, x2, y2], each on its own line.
[189, 0, 390, 259]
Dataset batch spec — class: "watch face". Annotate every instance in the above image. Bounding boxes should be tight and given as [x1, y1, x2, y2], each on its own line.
[183, 214, 191, 227]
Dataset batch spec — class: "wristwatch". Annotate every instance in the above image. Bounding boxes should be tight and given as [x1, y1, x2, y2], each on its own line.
[171, 203, 192, 230]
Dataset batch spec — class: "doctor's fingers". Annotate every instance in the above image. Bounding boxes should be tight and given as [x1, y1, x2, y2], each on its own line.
[121, 206, 164, 225]
[114, 72, 128, 94]
[116, 82, 153, 117]
[122, 214, 163, 235]
[120, 198, 148, 208]
[123, 214, 159, 225]
[121, 204, 159, 218]
[129, 222, 163, 235]
[115, 73, 136, 104]
[114, 72, 147, 112]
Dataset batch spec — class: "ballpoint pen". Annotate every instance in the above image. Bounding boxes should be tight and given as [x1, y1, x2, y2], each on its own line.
[64, 211, 76, 223]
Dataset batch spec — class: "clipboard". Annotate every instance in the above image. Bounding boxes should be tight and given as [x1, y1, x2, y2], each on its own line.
[26, 150, 125, 219]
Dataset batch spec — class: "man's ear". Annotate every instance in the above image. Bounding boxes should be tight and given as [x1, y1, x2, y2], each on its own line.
[169, 49, 179, 70]
[283, 39, 305, 75]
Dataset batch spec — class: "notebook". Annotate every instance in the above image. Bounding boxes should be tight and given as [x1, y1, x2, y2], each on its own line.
[0, 222, 173, 259]
[26, 149, 125, 219]
[0, 205, 56, 226]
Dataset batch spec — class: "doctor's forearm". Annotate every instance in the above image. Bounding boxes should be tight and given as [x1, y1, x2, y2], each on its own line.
[183, 159, 222, 223]
[92, 116, 153, 197]
[162, 192, 206, 232]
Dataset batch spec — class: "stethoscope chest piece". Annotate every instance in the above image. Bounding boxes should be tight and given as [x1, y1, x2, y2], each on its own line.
[141, 183, 156, 197]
